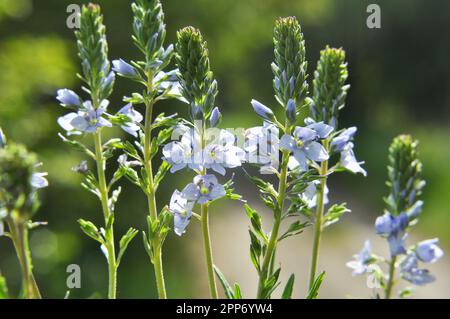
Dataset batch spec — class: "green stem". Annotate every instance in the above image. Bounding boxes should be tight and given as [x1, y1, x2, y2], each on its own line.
[308, 139, 329, 290]
[143, 99, 167, 299]
[7, 219, 41, 299]
[94, 131, 117, 299]
[256, 149, 289, 299]
[201, 203, 218, 299]
[385, 256, 397, 299]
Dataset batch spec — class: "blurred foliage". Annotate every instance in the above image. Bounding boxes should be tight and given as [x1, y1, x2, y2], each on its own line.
[0, 0, 449, 298]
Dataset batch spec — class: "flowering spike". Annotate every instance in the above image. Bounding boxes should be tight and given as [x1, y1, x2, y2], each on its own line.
[310, 46, 349, 128]
[75, 3, 113, 101]
[273, 17, 308, 108]
[131, 0, 171, 70]
[176, 27, 218, 115]
[385, 135, 424, 216]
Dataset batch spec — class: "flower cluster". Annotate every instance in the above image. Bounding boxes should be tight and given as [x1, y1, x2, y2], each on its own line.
[0, 128, 47, 299]
[165, 27, 243, 238]
[348, 135, 443, 297]
[0, 136, 48, 221]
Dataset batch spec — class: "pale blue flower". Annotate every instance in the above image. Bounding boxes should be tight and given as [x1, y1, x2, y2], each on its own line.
[0, 127, 6, 148]
[245, 122, 279, 174]
[162, 128, 201, 173]
[56, 89, 82, 108]
[182, 174, 226, 204]
[301, 180, 329, 208]
[117, 154, 141, 168]
[31, 172, 48, 189]
[58, 101, 112, 134]
[251, 99, 274, 120]
[340, 143, 367, 176]
[416, 238, 444, 263]
[112, 59, 137, 77]
[203, 130, 245, 175]
[375, 212, 409, 256]
[169, 190, 194, 236]
[400, 253, 435, 286]
[210, 107, 221, 127]
[331, 127, 357, 152]
[346, 240, 372, 276]
[304, 118, 334, 139]
[330, 127, 366, 176]
[117, 103, 143, 137]
[280, 123, 330, 171]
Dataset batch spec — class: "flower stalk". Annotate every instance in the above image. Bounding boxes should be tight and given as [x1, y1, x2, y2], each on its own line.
[256, 147, 289, 298]
[143, 96, 167, 299]
[93, 129, 117, 299]
[308, 139, 329, 289]
[7, 219, 41, 299]
[385, 255, 397, 299]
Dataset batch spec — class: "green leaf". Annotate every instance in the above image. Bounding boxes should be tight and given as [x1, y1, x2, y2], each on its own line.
[306, 271, 325, 299]
[281, 274, 295, 299]
[0, 273, 9, 299]
[261, 267, 281, 299]
[58, 133, 95, 159]
[233, 283, 242, 299]
[278, 220, 309, 241]
[154, 161, 171, 189]
[78, 219, 103, 243]
[142, 231, 152, 259]
[244, 204, 267, 243]
[213, 265, 234, 299]
[323, 203, 350, 228]
[117, 228, 138, 266]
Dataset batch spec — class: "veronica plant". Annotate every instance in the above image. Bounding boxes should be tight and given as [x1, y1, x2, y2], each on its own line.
[347, 135, 443, 298]
[167, 26, 243, 298]
[56, 4, 137, 299]
[0, 128, 48, 299]
[306, 46, 366, 290]
[245, 17, 320, 299]
[112, 0, 182, 299]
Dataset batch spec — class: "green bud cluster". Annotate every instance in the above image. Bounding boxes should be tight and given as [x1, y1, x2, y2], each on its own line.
[272, 17, 308, 108]
[76, 3, 113, 101]
[310, 46, 349, 128]
[132, 0, 172, 71]
[0, 143, 39, 219]
[176, 27, 218, 117]
[385, 135, 425, 216]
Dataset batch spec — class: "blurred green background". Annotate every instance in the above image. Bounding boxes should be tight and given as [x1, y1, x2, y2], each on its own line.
[0, 0, 449, 298]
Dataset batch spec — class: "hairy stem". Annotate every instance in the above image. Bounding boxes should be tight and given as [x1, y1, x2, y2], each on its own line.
[308, 139, 329, 290]
[94, 130, 117, 299]
[143, 99, 167, 299]
[385, 256, 397, 299]
[257, 149, 289, 299]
